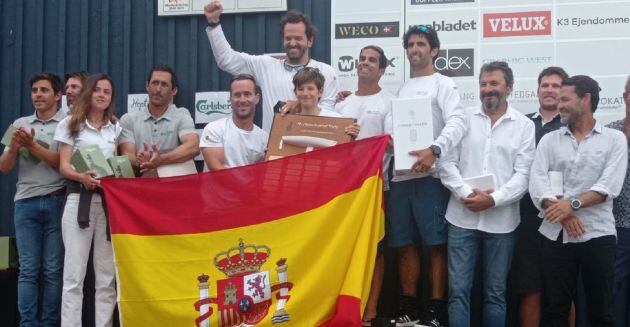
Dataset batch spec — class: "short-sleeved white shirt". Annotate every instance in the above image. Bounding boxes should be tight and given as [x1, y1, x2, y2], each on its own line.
[54, 117, 122, 158]
[199, 117, 268, 168]
[335, 90, 394, 140]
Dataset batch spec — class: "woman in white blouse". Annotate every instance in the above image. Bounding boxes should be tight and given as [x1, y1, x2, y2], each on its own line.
[54, 73, 121, 327]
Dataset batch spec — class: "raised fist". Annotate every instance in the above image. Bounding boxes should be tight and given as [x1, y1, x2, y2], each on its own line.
[204, 1, 223, 24]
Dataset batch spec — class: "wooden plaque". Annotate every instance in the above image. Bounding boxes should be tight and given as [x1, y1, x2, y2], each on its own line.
[265, 113, 356, 160]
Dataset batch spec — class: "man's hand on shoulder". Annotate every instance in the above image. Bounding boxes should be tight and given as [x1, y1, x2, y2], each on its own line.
[204, 1, 223, 25]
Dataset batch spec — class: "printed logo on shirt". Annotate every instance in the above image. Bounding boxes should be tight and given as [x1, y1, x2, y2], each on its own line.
[434, 49, 474, 77]
[335, 21, 400, 39]
[483, 11, 552, 37]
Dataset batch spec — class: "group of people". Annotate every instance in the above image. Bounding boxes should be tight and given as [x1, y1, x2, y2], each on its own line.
[1, 1, 630, 327]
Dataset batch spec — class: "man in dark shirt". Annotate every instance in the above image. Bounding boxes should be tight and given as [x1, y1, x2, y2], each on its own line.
[512, 66, 568, 327]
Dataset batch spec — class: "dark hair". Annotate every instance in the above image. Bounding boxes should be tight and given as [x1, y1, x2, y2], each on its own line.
[403, 25, 440, 50]
[229, 74, 260, 95]
[29, 72, 63, 95]
[280, 10, 318, 40]
[147, 65, 178, 89]
[64, 71, 89, 85]
[479, 61, 514, 87]
[292, 67, 324, 91]
[360, 45, 388, 69]
[537, 66, 568, 86]
[562, 75, 601, 113]
[68, 74, 116, 137]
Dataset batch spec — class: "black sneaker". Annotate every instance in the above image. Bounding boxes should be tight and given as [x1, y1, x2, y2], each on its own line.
[416, 299, 447, 327]
[394, 295, 420, 327]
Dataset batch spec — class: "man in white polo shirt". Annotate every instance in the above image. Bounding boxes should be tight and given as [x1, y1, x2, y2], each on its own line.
[203, 1, 339, 132]
[440, 61, 535, 327]
[200, 74, 267, 170]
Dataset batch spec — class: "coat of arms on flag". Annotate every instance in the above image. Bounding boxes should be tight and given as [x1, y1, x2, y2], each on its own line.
[102, 136, 389, 326]
[194, 239, 293, 327]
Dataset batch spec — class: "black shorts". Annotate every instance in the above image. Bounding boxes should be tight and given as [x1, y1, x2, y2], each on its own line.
[511, 195, 544, 294]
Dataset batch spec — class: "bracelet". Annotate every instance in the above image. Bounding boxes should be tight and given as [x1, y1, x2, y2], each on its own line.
[207, 21, 220, 28]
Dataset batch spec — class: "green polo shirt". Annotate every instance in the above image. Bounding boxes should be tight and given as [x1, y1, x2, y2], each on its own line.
[119, 104, 196, 153]
[2, 110, 66, 201]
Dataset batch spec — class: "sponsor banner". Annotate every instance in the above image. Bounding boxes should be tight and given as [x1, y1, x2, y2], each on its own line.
[127, 94, 149, 114]
[483, 10, 552, 38]
[480, 43, 554, 79]
[410, 0, 474, 5]
[454, 80, 480, 109]
[333, 0, 403, 15]
[194, 92, 232, 124]
[482, 0, 548, 5]
[434, 48, 475, 78]
[508, 79, 540, 114]
[555, 3, 630, 39]
[333, 46, 405, 95]
[556, 39, 630, 77]
[335, 21, 400, 39]
[406, 9, 478, 44]
[593, 76, 627, 124]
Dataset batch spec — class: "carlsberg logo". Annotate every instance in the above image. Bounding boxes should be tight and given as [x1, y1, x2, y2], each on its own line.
[196, 100, 232, 115]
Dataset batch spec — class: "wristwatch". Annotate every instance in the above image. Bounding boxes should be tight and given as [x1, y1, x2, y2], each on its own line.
[429, 145, 441, 158]
[569, 196, 582, 211]
[207, 21, 220, 28]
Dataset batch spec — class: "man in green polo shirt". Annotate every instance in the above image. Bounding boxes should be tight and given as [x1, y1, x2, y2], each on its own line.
[119, 65, 199, 174]
[0, 72, 66, 326]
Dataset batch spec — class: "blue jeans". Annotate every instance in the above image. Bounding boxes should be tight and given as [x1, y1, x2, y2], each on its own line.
[447, 224, 517, 327]
[14, 194, 65, 327]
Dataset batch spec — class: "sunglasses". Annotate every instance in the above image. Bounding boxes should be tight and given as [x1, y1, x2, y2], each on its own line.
[283, 59, 313, 73]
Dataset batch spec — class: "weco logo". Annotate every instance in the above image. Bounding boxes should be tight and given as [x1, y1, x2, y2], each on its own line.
[411, 0, 474, 4]
[335, 21, 399, 39]
[483, 11, 552, 37]
[337, 56, 398, 72]
[434, 49, 474, 77]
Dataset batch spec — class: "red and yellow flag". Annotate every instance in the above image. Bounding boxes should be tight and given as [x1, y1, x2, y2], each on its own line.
[101, 135, 389, 327]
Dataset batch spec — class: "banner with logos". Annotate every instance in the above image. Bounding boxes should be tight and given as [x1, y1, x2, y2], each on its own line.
[194, 91, 232, 124]
[331, 0, 630, 122]
[127, 94, 149, 114]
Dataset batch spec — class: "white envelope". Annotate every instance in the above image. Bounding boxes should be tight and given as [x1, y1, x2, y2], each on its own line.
[463, 174, 497, 191]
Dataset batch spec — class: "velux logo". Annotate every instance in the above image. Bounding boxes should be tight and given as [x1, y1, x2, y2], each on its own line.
[483, 11, 552, 37]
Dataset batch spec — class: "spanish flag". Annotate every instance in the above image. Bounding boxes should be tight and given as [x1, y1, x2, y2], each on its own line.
[101, 135, 389, 327]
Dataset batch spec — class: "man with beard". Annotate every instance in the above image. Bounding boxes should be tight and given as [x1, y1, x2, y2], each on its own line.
[203, 1, 339, 132]
[440, 61, 535, 327]
[63, 71, 88, 115]
[200, 74, 267, 170]
[387, 25, 466, 327]
[119, 65, 199, 174]
[531, 75, 626, 326]
[512, 66, 568, 327]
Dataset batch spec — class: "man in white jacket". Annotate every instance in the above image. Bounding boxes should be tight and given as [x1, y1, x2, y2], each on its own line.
[204, 1, 339, 132]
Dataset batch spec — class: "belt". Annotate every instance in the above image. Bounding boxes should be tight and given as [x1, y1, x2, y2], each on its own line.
[46, 187, 67, 197]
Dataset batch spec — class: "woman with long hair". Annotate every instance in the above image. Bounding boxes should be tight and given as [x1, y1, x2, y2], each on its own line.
[53, 73, 121, 327]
